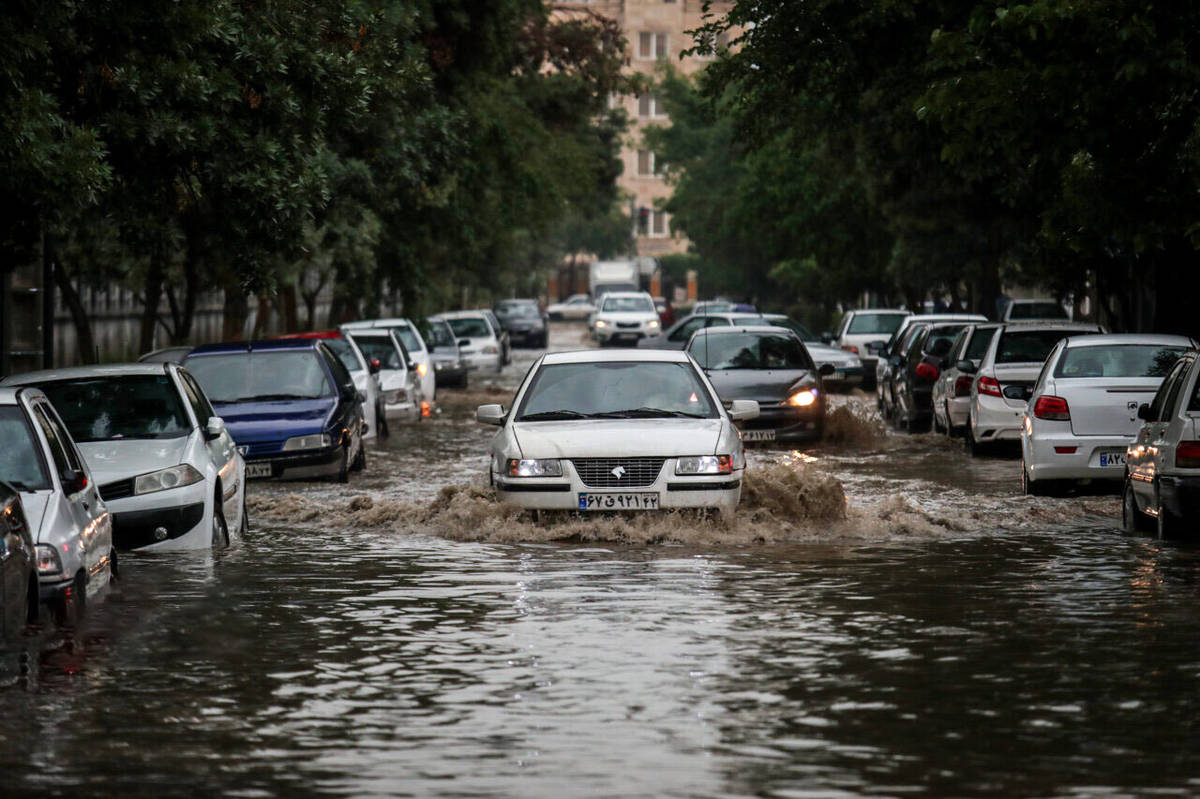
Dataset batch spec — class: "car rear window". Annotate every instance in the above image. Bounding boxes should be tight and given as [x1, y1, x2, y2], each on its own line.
[1054, 345, 1189, 378]
[351, 336, 405, 370]
[848, 313, 907, 335]
[0, 405, 52, 491]
[186, 351, 333, 403]
[995, 330, 1077, 364]
[689, 332, 815, 371]
[446, 318, 492, 339]
[518, 361, 718, 420]
[964, 328, 998, 361]
[38, 375, 192, 442]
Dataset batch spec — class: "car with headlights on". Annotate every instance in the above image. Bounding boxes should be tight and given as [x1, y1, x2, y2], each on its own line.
[1124, 350, 1200, 535]
[0, 387, 112, 619]
[547, 294, 595, 321]
[687, 327, 832, 443]
[436, 311, 504, 373]
[495, 299, 549, 348]
[962, 321, 1104, 455]
[932, 324, 1000, 436]
[3, 364, 246, 550]
[342, 318, 437, 405]
[344, 328, 425, 423]
[0, 482, 36, 637]
[1019, 334, 1195, 496]
[476, 349, 757, 514]
[184, 340, 366, 483]
[421, 317, 468, 389]
[591, 291, 662, 346]
[277, 330, 386, 439]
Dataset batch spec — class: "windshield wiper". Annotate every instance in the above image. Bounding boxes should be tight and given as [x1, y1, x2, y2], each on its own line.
[519, 410, 592, 421]
[593, 407, 708, 419]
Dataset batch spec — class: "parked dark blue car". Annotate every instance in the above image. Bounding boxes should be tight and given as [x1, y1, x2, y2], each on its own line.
[183, 340, 367, 483]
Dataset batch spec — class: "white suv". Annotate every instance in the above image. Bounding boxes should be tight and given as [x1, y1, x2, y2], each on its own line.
[591, 291, 661, 346]
[833, 309, 910, 385]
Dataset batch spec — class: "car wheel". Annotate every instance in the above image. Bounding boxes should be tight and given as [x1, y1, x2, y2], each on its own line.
[55, 571, 87, 626]
[965, 423, 982, 456]
[1155, 480, 1181, 538]
[376, 404, 390, 439]
[1022, 460, 1052, 496]
[239, 494, 249, 538]
[932, 408, 944, 435]
[334, 445, 350, 484]
[351, 439, 367, 472]
[212, 501, 230, 548]
[1123, 477, 1153, 534]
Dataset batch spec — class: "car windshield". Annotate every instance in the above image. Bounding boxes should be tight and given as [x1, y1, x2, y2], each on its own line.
[518, 361, 718, 420]
[0, 406, 51, 491]
[38, 375, 192, 442]
[1010, 301, 1068, 320]
[447, 318, 492, 338]
[995, 330, 1076, 364]
[690, 332, 814, 371]
[321, 337, 362, 373]
[602, 296, 654, 313]
[385, 325, 422, 353]
[508, 305, 540, 318]
[421, 321, 455, 348]
[351, 336, 405, 370]
[1055, 345, 1189, 378]
[186, 351, 333, 402]
[848, 313, 907, 335]
[965, 327, 998, 361]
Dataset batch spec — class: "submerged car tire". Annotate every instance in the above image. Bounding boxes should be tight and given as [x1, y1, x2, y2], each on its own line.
[334, 446, 350, 484]
[351, 440, 367, 472]
[376, 405, 390, 439]
[1123, 478, 1153, 534]
[965, 423, 984, 457]
[212, 501, 230, 548]
[55, 571, 87, 626]
[1022, 461, 1054, 496]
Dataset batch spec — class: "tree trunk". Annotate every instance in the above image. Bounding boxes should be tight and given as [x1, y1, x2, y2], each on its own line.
[327, 263, 356, 326]
[139, 254, 165, 353]
[53, 255, 97, 365]
[222, 283, 249, 341]
[280, 283, 299, 332]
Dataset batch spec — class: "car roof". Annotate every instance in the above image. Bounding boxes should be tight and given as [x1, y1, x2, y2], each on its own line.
[848, 308, 910, 315]
[905, 313, 988, 323]
[600, 291, 651, 299]
[692, 325, 797, 337]
[344, 328, 392, 337]
[188, 339, 319, 355]
[541, 349, 692, 365]
[2, 363, 172, 385]
[999, 321, 1101, 331]
[277, 330, 344, 340]
[497, 298, 537, 304]
[343, 318, 412, 328]
[0, 386, 48, 406]
[1009, 298, 1060, 304]
[1063, 333, 1196, 348]
[437, 310, 491, 319]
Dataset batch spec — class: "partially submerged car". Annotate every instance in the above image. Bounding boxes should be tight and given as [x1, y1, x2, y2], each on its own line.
[421, 317, 468, 389]
[477, 349, 757, 514]
[344, 328, 425, 423]
[343, 318, 437, 404]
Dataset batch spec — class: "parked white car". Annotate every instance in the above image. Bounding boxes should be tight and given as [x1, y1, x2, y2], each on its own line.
[344, 328, 425, 422]
[3, 364, 247, 550]
[343, 319, 437, 406]
[1124, 349, 1200, 535]
[477, 349, 757, 515]
[547, 294, 595, 321]
[932, 323, 1000, 435]
[591, 291, 661, 346]
[963, 321, 1103, 454]
[436, 311, 504, 373]
[832, 309, 910, 386]
[1021, 334, 1194, 495]
[0, 386, 113, 616]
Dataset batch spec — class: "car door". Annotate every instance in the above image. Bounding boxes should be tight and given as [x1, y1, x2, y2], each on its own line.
[178, 368, 240, 524]
[29, 399, 108, 592]
[1130, 358, 1189, 503]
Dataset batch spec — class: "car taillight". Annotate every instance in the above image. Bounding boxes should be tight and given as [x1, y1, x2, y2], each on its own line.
[1177, 441, 1200, 468]
[842, 345, 859, 355]
[977, 376, 1002, 397]
[954, 375, 973, 397]
[1033, 395, 1070, 421]
[914, 362, 938, 381]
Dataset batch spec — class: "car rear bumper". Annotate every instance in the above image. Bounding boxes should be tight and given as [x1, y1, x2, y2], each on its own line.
[493, 470, 743, 512]
[972, 395, 1026, 441]
[1024, 432, 1132, 482]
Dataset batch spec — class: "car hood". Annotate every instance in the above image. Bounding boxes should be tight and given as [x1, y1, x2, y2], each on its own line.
[77, 436, 190, 485]
[212, 398, 335, 444]
[705, 369, 814, 403]
[512, 418, 724, 458]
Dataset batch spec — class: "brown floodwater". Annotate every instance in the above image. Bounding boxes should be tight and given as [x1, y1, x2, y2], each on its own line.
[3, 324, 1199, 797]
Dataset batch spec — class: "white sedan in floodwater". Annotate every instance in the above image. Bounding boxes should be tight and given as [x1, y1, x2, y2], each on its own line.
[477, 349, 758, 514]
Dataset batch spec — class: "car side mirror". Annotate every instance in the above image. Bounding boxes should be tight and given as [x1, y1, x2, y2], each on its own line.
[729, 400, 760, 421]
[956, 360, 977, 374]
[818, 363, 836, 377]
[476, 404, 506, 425]
[205, 416, 226, 441]
[60, 467, 88, 495]
[1137, 403, 1153, 421]
[368, 359, 381, 374]
[458, 339, 471, 347]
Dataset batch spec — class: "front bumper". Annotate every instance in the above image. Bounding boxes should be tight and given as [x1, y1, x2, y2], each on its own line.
[493, 461, 743, 512]
[434, 362, 468, 386]
[738, 406, 823, 442]
[1024, 431, 1132, 482]
[103, 480, 211, 550]
[972, 394, 1026, 442]
[461, 352, 502, 371]
[245, 445, 343, 481]
[597, 328, 653, 345]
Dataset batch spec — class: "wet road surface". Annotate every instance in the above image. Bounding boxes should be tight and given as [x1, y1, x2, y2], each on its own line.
[3, 323, 1200, 796]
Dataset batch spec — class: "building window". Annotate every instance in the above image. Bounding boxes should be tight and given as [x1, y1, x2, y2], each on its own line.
[637, 94, 666, 118]
[638, 32, 669, 60]
[650, 210, 669, 237]
[637, 150, 662, 176]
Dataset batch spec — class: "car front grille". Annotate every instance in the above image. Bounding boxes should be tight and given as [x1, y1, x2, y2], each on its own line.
[616, 322, 640, 329]
[99, 477, 135, 501]
[571, 457, 665, 488]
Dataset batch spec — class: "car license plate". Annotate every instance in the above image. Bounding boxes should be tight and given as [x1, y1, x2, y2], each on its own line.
[245, 462, 273, 479]
[1099, 451, 1127, 467]
[741, 429, 777, 442]
[578, 492, 660, 511]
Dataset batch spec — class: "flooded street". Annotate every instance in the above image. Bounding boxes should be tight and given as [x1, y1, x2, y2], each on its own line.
[5, 324, 1200, 797]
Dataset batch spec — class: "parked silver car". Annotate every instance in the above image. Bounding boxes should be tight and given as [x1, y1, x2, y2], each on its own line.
[931, 323, 1000, 436]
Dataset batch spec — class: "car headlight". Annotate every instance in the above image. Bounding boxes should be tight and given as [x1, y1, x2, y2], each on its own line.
[646, 319, 660, 329]
[134, 463, 204, 495]
[36, 544, 65, 578]
[416, 362, 429, 377]
[282, 433, 332, 451]
[785, 389, 818, 407]
[594, 320, 609, 329]
[506, 458, 563, 477]
[675, 455, 733, 475]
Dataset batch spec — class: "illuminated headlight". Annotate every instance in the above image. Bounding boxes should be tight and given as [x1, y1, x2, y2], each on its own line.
[506, 458, 563, 477]
[646, 319, 660, 329]
[386, 389, 407, 404]
[416, 362, 429, 377]
[36, 544, 65, 578]
[785, 389, 819, 407]
[594, 320, 609, 329]
[134, 464, 204, 495]
[675, 455, 733, 475]
[282, 433, 332, 451]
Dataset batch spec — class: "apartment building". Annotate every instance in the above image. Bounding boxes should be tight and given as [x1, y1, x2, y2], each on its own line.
[560, 0, 733, 258]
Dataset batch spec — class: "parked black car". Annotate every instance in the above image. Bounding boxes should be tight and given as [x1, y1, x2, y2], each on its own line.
[0, 482, 36, 638]
[878, 323, 929, 419]
[494, 299, 549, 348]
[890, 323, 973, 432]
